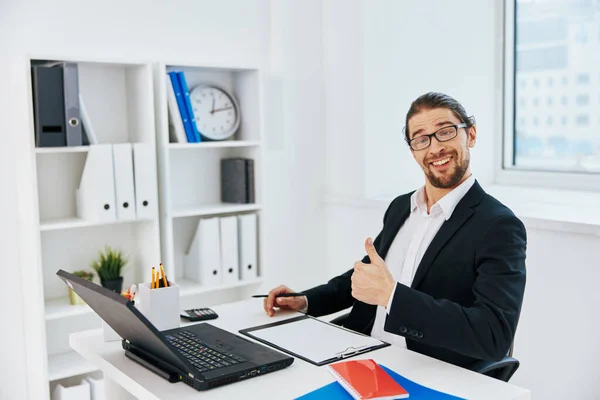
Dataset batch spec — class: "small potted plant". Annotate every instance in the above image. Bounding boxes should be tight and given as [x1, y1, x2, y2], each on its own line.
[70, 270, 94, 305]
[91, 245, 128, 293]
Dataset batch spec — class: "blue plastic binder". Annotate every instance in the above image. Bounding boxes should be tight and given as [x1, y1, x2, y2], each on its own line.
[176, 71, 201, 143]
[168, 72, 195, 143]
[295, 364, 465, 400]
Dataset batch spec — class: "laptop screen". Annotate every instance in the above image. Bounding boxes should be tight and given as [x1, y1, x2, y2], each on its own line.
[56, 269, 192, 374]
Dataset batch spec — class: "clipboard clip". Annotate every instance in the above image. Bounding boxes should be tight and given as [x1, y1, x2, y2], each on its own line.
[334, 345, 373, 359]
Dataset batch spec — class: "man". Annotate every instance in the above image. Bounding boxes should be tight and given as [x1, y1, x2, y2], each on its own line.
[263, 92, 527, 369]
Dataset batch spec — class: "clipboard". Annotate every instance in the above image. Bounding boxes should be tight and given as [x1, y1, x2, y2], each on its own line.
[239, 315, 390, 366]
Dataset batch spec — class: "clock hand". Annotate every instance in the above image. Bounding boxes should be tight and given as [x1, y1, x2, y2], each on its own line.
[211, 98, 216, 114]
[212, 106, 233, 113]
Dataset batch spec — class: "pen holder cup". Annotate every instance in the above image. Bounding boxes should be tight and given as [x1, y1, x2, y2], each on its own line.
[136, 281, 180, 332]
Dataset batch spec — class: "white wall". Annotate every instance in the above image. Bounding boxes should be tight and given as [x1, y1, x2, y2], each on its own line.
[363, 0, 502, 198]
[323, 1, 600, 399]
[0, 63, 29, 400]
[323, 0, 366, 198]
[0, 0, 328, 397]
[262, 0, 328, 291]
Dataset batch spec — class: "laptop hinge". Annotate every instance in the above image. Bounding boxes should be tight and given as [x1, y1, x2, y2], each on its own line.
[124, 346, 181, 383]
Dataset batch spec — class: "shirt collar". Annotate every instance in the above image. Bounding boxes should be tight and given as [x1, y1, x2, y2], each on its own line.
[410, 175, 476, 220]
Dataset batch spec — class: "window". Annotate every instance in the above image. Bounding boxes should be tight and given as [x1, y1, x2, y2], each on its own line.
[504, 0, 600, 176]
[576, 94, 590, 106]
[576, 73, 590, 85]
[575, 115, 590, 126]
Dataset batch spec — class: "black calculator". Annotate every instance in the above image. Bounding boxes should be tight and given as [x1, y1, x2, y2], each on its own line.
[180, 308, 219, 322]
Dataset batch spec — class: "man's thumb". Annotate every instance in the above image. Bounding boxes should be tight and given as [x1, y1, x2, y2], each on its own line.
[365, 237, 384, 265]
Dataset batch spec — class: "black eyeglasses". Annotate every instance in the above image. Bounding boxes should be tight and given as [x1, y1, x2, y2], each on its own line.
[408, 122, 468, 151]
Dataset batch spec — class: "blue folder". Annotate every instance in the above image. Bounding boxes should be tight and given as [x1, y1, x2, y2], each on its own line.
[168, 72, 195, 143]
[176, 71, 202, 143]
[295, 364, 465, 400]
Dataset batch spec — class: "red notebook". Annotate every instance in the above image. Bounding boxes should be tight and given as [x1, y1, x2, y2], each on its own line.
[327, 359, 409, 399]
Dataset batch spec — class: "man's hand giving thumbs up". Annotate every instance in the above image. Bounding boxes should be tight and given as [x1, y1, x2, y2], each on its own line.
[351, 237, 396, 307]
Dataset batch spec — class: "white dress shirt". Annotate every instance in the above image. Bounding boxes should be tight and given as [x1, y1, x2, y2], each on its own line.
[369, 175, 475, 348]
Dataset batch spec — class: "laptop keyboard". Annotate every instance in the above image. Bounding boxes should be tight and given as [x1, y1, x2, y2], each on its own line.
[165, 330, 246, 373]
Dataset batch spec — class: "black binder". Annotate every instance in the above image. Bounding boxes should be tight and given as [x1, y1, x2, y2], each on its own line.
[221, 158, 255, 204]
[31, 65, 67, 147]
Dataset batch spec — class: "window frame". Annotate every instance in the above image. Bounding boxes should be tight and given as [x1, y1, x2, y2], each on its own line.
[499, 0, 600, 192]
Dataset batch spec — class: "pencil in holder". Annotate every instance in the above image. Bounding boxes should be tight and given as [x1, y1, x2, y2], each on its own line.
[137, 281, 180, 331]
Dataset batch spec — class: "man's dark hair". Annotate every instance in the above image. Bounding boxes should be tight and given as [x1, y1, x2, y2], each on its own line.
[403, 92, 475, 145]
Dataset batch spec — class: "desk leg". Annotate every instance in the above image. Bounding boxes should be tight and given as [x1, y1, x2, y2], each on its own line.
[104, 376, 138, 400]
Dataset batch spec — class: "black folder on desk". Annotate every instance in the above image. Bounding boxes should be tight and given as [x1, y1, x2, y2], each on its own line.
[240, 315, 390, 366]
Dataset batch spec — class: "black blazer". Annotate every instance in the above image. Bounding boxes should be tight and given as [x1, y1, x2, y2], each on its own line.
[303, 181, 527, 368]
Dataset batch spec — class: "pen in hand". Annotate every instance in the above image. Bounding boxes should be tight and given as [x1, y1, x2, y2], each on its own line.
[252, 293, 305, 298]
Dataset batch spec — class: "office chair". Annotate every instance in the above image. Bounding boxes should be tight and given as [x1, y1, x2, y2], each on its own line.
[329, 312, 520, 383]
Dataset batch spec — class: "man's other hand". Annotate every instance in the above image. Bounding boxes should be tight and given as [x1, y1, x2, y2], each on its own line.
[263, 285, 308, 317]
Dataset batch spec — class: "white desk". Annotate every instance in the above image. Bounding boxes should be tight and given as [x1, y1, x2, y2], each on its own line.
[70, 299, 531, 400]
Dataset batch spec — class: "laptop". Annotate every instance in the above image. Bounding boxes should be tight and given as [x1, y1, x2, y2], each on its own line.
[57, 270, 294, 391]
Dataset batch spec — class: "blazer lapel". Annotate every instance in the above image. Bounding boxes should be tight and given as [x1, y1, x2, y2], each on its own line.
[410, 181, 485, 289]
[378, 197, 411, 260]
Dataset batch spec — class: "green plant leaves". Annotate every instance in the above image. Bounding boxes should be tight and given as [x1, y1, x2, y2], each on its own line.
[91, 245, 129, 281]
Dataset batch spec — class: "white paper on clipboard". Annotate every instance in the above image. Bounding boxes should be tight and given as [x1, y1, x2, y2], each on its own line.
[247, 317, 386, 365]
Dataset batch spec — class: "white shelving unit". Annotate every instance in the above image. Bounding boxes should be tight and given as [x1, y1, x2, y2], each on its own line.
[154, 62, 265, 308]
[47, 352, 98, 382]
[26, 58, 162, 398]
[20, 58, 267, 399]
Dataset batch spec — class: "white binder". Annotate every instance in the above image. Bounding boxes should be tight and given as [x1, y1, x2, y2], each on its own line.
[112, 143, 136, 220]
[185, 217, 222, 286]
[132, 143, 158, 220]
[238, 214, 258, 281]
[84, 377, 105, 400]
[76, 144, 117, 222]
[220, 216, 240, 284]
[52, 379, 91, 400]
[166, 74, 187, 143]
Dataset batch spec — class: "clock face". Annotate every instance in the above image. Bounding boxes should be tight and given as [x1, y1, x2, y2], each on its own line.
[190, 85, 239, 140]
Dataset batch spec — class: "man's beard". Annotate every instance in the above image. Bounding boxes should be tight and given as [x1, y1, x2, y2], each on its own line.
[425, 151, 470, 189]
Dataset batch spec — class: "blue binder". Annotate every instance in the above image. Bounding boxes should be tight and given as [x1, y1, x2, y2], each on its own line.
[176, 71, 202, 143]
[168, 72, 195, 143]
[295, 364, 465, 400]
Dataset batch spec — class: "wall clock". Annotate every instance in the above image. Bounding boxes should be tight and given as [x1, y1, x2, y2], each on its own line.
[189, 85, 241, 141]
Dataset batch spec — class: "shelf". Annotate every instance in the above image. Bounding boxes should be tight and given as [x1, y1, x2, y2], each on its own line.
[46, 297, 93, 321]
[48, 351, 98, 381]
[168, 140, 260, 150]
[171, 204, 261, 218]
[36, 146, 90, 154]
[178, 278, 263, 297]
[40, 217, 155, 231]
